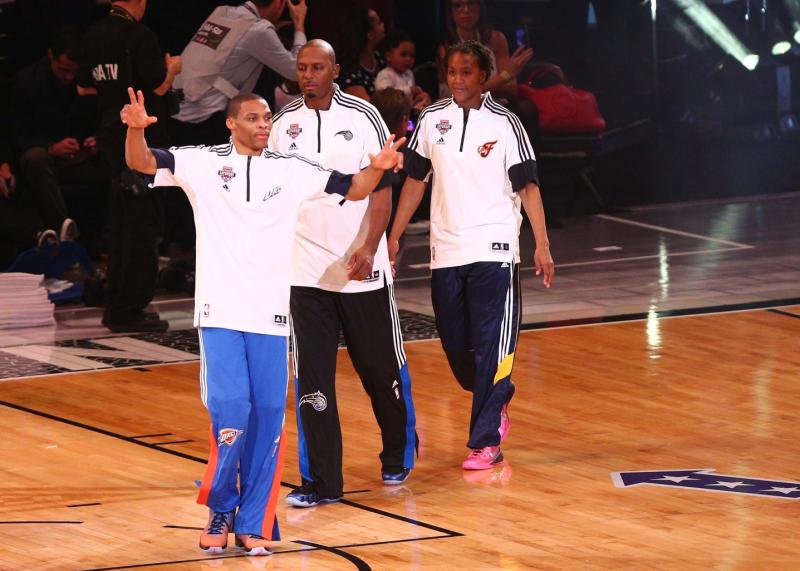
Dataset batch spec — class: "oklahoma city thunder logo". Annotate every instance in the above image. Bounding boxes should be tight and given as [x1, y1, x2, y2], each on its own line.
[299, 390, 328, 412]
[436, 119, 452, 134]
[287, 123, 302, 139]
[218, 428, 243, 446]
[478, 140, 498, 157]
[217, 166, 235, 182]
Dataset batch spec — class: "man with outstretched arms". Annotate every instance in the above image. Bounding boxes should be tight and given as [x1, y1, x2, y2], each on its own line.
[122, 87, 404, 556]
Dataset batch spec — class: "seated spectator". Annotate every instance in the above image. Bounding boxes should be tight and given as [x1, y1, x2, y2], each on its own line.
[9, 28, 109, 246]
[170, 0, 307, 146]
[375, 30, 431, 111]
[436, 0, 540, 146]
[338, 6, 385, 102]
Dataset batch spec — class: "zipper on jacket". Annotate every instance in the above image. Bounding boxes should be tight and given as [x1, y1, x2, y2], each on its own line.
[246, 156, 252, 202]
[315, 109, 322, 153]
[459, 108, 469, 152]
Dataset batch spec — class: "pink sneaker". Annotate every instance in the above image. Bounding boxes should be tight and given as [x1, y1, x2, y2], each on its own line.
[499, 404, 510, 443]
[462, 446, 504, 470]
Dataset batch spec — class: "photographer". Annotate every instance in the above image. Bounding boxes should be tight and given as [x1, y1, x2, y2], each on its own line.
[77, 0, 182, 332]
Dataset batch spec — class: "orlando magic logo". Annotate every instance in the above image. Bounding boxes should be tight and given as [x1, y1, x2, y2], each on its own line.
[287, 123, 302, 139]
[335, 130, 353, 141]
[299, 390, 327, 411]
[436, 119, 451, 134]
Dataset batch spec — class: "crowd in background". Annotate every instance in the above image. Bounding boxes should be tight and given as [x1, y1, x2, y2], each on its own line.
[0, 0, 609, 331]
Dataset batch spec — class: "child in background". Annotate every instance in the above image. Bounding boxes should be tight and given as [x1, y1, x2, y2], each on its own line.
[375, 31, 431, 111]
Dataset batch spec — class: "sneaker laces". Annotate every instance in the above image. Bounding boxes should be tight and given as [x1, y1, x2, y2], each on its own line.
[468, 447, 496, 460]
[207, 511, 232, 535]
[293, 481, 316, 496]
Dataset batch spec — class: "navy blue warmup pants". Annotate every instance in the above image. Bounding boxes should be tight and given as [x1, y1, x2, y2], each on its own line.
[431, 262, 520, 449]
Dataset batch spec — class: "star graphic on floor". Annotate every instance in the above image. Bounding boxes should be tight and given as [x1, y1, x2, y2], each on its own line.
[708, 481, 752, 489]
[653, 475, 699, 483]
[761, 486, 800, 495]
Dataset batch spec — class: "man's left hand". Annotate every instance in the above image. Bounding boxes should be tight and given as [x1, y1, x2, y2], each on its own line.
[368, 134, 406, 172]
[346, 245, 376, 281]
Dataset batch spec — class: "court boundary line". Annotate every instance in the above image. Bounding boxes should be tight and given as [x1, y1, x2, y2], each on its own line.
[83, 534, 460, 571]
[0, 398, 464, 536]
[395, 245, 750, 281]
[2, 297, 799, 381]
[594, 214, 755, 248]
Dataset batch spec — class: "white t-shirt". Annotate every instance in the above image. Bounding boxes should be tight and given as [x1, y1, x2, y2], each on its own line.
[374, 67, 416, 99]
[269, 87, 394, 292]
[152, 143, 352, 335]
[404, 93, 538, 269]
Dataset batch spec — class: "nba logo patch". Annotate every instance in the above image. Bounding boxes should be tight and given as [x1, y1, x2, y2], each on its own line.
[203, 304, 210, 317]
[217, 166, 235, 182]
[218, 428, 243, 446]
[287, 124, 302, 139]
[436, 120, 451, 134]
[491, 242, 510, 252]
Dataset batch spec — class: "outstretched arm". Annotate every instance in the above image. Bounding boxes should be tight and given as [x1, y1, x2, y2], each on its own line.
[345, 135, 406, 201]
[122, 88, 159, 175]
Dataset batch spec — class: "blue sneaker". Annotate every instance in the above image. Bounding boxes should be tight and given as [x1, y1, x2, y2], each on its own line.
[382, 468, 411, 485]
[285, 482, 341, 508]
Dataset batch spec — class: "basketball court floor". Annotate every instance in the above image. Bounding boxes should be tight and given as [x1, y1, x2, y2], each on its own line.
[1, 193, 799, 569]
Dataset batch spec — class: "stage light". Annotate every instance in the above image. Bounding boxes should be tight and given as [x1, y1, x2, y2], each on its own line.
[795, 24, 800, 43]
[672, 0, 760, 70]
[772, 40, 792, 54]
[742, 54, 760, 70]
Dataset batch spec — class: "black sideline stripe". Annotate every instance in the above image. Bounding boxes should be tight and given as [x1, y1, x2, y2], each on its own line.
[519, 297, 800, 331]
[293, 540, 371, 571]
[0, 520, 82, 524]
[768, 308, 800, 320]
[0, 403, 464, 537]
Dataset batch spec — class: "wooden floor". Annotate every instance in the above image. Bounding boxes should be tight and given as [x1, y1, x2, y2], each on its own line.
[2, 306, 799, 570]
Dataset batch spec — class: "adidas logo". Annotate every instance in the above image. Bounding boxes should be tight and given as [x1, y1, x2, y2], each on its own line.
[501, 262, 510, 268]
[289, 142, 298, 151]
[436, 137, 446, 145]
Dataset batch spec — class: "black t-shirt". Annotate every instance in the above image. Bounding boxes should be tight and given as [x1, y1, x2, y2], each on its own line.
[339, 51, 386, 98]
[11, 58, 98, 151]
[78, 6, 168, 144]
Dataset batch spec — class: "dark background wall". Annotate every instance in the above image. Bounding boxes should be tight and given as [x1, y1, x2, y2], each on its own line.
[1, 0, 798, 211]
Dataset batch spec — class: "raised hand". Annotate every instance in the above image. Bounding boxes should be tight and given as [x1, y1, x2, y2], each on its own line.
[287, 0, 307, 30]
[504, 46, 534, 78]
[120, 87, 158, 129]
[368, 135, 406, 172]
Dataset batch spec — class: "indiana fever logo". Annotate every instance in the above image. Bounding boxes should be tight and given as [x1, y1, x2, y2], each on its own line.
[299, 390, 328, 412]
[218, 428, 243, 446]
[477, 140, 498, 157]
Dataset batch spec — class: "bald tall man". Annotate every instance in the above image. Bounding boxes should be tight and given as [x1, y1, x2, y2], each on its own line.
[269, 40, 418, 507]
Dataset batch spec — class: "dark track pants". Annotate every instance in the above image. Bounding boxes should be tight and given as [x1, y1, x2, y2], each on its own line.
[431, 262, 520, 449]
[290, 283, 417, 498]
